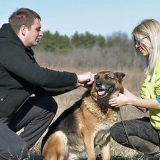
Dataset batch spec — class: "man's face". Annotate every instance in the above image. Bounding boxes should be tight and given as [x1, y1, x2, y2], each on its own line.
[23, 18, 43, 47]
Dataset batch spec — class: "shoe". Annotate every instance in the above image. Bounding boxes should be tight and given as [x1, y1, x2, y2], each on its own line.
[145, 151, 160, 158]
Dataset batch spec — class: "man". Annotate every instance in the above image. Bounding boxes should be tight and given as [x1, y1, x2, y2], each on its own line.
[0, 8, 94, 160]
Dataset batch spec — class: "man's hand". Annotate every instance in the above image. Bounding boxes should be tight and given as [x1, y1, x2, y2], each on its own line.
[76, 72, 95, 87]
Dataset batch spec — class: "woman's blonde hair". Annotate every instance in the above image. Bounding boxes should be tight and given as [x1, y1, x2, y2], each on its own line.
[132, 19, 160, 75]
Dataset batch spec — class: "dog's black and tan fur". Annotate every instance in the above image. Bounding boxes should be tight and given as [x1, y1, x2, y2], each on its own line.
[41, 71, 125, 160]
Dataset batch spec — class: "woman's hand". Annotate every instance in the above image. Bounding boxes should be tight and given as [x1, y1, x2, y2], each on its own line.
[109, 93, 129, 108]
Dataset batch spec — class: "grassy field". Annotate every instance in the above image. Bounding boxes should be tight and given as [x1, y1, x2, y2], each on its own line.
[27, 47, 153, 160]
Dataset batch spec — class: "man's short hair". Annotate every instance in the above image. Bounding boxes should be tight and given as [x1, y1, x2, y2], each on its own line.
[9, 8, 41, 33]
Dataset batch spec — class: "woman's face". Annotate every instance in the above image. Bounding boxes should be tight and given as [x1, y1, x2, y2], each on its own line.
[134, 34, 151, 57]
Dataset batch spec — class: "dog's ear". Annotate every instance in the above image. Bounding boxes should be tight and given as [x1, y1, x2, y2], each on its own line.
[84, 83, 93, 89]
[114, 72, 125, 82]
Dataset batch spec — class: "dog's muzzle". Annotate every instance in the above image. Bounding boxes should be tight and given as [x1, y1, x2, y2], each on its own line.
[96, 81, 114, 98]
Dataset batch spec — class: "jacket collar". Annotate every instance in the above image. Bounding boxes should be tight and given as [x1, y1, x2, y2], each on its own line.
[0, 23, 35, 57]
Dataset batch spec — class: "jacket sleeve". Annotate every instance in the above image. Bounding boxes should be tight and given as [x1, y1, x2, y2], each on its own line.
[154, 59, 160, 96]
[0, 41, 77, 88]
[34, 85, 77, 96]
[141, 58, 160, 99]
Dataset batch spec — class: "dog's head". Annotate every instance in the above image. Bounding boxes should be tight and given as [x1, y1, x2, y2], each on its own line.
[90, 71, 125, 111]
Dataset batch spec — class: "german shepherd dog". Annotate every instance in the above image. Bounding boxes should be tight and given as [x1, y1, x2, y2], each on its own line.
[41, 71, 125, 160]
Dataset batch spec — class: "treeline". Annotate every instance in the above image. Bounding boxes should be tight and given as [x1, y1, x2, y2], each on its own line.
[36, 30, 133, 53]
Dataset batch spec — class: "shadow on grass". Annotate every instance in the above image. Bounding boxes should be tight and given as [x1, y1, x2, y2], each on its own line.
[28, 154, 159, 160]
[29, 154, 42, 160]
[111, 155, 160, 160]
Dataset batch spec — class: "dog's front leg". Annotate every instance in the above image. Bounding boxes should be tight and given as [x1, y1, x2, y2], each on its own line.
[101, 140, 111, 160]
[82, 131, 96, 160]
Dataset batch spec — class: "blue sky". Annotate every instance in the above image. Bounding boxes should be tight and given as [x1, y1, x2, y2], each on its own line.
[1, 0, 160, 38]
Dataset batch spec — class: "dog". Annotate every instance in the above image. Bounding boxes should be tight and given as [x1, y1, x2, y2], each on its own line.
[41, 71, 125, 160]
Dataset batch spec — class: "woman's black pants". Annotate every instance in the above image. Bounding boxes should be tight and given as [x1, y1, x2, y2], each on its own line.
[110, 117, 160, 156]
[0, 96, 57, 160]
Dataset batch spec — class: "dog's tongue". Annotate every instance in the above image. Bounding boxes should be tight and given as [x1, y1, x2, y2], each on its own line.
[98, 90, 105, 96]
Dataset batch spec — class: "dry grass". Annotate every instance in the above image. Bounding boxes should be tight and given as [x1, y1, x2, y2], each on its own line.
[28, 48, 152, 160]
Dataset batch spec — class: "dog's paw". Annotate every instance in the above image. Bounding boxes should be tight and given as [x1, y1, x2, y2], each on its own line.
[96, 154, 102, 160]
[79, 151, 88, 159]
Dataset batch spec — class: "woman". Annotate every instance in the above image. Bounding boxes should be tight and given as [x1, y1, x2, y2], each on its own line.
[109, 19, 160, 157]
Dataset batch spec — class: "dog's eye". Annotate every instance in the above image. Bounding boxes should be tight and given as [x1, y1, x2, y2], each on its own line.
[95, 75, 99, 80]
[105, 75, 111, 80]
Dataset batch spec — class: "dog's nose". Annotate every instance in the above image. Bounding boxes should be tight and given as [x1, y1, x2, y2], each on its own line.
[96, 81, 102, 88]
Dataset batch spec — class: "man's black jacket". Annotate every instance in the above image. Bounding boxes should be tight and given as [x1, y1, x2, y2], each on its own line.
[0, 23, 77, 117]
